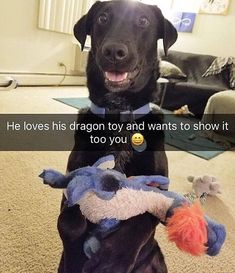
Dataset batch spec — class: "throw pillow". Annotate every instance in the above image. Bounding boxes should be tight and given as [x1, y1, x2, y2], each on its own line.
[159, 61, 187, 79]
[202, 56, 235, 90]
[229, 65, 235, 89]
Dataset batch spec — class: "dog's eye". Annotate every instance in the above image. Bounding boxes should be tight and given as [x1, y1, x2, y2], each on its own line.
[138, 16, 150, 28]
[98, 13, 109, 25]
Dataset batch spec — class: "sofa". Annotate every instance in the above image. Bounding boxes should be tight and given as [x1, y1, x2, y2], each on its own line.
[159, 50, 231, 118]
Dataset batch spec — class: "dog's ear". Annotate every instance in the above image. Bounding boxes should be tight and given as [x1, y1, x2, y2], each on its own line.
[73, 1, 102, 51]
[154, 6, 178, 55]
[162, 19, 178, 55]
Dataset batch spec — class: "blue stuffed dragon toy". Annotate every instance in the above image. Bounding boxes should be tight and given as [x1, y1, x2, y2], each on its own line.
[39, 155, 226, 258]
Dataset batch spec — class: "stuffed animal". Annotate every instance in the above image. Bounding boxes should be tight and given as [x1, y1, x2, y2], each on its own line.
[40, 155, 226, 258]
[188, 175, 221, 198]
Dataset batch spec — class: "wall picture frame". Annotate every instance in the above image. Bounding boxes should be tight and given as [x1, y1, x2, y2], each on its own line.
[199, 0, 230, 15]
[169, 12, 196, 33]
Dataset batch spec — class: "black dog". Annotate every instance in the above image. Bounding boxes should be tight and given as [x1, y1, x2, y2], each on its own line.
[57, 1, 177, 272]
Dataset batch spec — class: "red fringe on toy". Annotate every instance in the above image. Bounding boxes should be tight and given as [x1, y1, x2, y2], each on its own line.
[166, 201, 208, 256]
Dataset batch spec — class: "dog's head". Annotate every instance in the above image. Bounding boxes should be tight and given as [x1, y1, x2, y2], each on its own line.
[74, 0, 177, 93]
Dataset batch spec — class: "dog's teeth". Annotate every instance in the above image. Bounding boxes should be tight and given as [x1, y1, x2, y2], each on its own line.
[105, 72, 128, 82]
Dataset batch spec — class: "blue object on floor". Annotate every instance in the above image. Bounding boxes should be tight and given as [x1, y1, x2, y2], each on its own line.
[53, 97, 91, 109]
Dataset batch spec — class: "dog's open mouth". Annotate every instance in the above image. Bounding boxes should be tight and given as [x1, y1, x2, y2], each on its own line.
[104, 68, 140, 91]
[105, 72, 128, 83]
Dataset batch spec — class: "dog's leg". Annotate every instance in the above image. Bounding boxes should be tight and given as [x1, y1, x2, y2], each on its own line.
[82, 213, 159, 273]
[57, 195, 89, 273]
[132, 238, 167, 273]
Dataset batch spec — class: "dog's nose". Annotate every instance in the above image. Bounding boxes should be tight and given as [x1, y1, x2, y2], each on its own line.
[102, 43, 128, 63]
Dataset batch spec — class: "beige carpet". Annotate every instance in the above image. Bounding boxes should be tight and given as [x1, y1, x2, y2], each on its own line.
[0, 87, 234, 273]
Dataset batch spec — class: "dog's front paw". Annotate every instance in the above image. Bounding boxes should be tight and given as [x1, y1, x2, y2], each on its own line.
[58, 204, 87, 242]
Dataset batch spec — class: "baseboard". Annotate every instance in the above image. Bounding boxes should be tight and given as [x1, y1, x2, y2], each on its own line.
[0, 73, 86, 87]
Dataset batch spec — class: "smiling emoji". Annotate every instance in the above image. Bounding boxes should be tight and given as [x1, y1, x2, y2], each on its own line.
[131, 133, 144, 146]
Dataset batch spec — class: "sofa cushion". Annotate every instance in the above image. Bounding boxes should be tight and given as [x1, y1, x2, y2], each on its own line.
[174, 82, 225, 93]
[202, 56, 235, 89]
[159, 61, 187, 79]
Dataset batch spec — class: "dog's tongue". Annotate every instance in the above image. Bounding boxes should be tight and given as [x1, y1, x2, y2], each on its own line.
[105, 72, 128, 82]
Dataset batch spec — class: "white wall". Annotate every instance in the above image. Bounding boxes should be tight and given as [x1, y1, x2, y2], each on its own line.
[1, 0, 234, 76]
[0, 0, 76, 74]
[169, 1, 235, 57]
